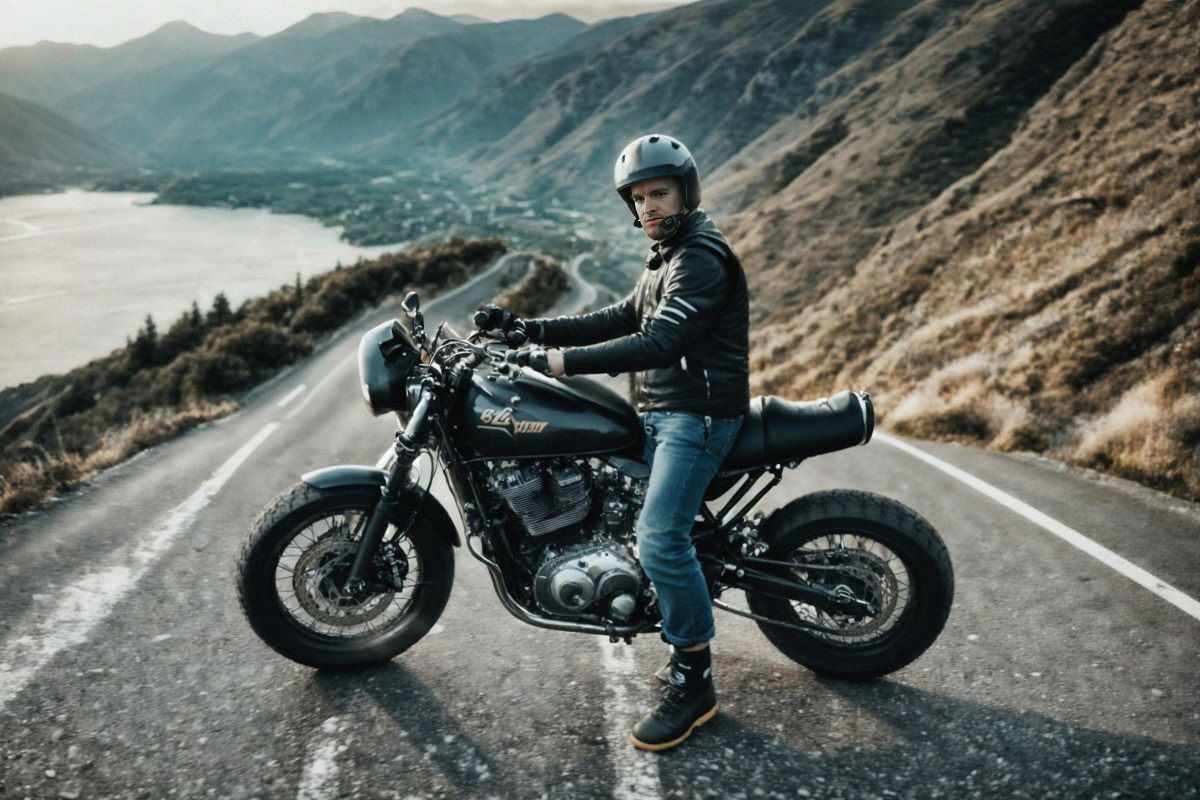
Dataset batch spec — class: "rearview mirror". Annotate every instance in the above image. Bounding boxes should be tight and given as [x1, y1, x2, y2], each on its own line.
[401, 292, 420, 319]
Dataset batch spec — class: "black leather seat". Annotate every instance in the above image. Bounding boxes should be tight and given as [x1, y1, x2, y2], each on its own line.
[719, 391, 873, 472]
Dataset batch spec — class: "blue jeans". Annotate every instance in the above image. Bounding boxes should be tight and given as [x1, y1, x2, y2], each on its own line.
[637, 410, 743, 648]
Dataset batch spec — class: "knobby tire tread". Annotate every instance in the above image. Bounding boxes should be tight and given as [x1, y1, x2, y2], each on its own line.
[236, 482, 454, 670]
[747, 489, 953, 680]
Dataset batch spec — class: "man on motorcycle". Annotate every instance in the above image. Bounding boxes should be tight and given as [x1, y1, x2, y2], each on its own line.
[478, 134, 750, 750]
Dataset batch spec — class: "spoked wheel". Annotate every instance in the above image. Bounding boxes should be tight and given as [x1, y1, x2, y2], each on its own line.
[746, 490, 953, 680]
[237, 482, 453, 669]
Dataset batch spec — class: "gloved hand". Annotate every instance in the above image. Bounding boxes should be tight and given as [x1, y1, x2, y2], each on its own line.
[505, 347, 552, 375]
[473, 304, 533, 346]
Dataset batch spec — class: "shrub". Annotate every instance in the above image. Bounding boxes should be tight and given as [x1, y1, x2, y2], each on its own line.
[0, 237, 507, 516]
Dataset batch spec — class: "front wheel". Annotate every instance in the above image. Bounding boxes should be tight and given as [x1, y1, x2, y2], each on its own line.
[236, 482, 454, 669]
[746, 489, 953, 680]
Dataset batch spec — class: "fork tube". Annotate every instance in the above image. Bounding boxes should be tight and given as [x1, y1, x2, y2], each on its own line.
[342, 389, 432, 593]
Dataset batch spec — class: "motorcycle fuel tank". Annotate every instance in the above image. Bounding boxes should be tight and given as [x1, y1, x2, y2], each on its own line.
[455, 369, 641, 459]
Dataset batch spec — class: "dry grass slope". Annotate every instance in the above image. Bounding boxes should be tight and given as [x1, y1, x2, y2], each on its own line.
[736, 0, 1199, 499]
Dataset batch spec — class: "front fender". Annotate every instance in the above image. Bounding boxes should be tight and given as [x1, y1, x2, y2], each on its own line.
[301, 464, 461, 547]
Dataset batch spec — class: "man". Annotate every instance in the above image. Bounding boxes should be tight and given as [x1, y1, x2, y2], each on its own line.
[480, 134, 750, 750]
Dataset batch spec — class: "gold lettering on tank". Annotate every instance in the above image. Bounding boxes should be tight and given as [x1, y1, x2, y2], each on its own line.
[479, 407, 550, 436]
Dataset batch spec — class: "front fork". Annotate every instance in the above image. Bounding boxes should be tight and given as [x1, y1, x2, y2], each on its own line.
[341, 388, 433, 594]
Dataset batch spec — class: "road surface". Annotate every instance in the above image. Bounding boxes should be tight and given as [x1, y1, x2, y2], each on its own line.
[1, 253, 1197, 799]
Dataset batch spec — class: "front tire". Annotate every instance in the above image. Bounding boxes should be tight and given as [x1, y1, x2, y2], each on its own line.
[746, 489, 953, 680]
[237, 482, 454, 669]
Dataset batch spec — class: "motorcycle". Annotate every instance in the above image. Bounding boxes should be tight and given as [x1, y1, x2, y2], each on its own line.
[237, 291, 953, 679]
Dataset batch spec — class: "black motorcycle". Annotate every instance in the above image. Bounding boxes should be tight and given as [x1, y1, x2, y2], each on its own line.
[237, 292, 953, 679]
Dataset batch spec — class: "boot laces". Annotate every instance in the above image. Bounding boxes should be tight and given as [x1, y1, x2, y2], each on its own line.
[657, 681, 690, 716]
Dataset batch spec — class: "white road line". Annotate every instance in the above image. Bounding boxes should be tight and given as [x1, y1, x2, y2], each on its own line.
[567, 253, 598, 314]
[277, 384, 307, 408]
[0, 423, 281, 710]
[285, 365, 346, 420]
[599, 640, 661, 800]
[876, 432, 1200, 622]
[426, 251, 529, 309]
[296, 716, 347, 800]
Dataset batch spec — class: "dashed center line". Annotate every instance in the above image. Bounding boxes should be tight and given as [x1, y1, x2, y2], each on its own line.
[876, 432, 1200, 622]
[599, 640, 661, 800]
[296, 716, 348, 800]
[277, 384, 307, 407]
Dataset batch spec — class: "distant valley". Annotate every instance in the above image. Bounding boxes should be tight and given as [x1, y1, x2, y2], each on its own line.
[0, 0, 1196, 500]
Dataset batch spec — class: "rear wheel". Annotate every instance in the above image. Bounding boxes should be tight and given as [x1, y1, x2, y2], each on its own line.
[237, 482, 454, 669]
[746, 489, 953, 680]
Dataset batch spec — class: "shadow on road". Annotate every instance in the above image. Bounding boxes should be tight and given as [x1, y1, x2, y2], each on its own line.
[652, 678, 1199, 798]
[312, 663, 524, 797]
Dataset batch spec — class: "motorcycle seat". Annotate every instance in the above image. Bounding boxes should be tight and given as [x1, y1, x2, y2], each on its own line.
[719, 391, 873, 472]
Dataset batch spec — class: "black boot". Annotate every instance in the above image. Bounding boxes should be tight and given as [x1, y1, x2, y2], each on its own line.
[631, 646, 717, 751]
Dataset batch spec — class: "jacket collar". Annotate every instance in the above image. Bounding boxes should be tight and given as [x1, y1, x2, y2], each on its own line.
[645, 209, 709, 270]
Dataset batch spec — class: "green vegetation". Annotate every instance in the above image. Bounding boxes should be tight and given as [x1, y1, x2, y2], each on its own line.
[492, 256, 570, 318]
[0, 237, 505, 516]
[148, 166, 604, 258]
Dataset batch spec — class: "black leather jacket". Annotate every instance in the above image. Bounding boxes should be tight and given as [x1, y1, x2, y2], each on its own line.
[530, 210, 750, 417]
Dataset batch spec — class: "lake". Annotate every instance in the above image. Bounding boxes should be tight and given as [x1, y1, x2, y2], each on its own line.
[0, 190, 398, 389]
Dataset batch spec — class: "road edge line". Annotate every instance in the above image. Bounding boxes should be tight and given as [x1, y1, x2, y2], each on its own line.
[875, 432, 1200, 622]
[0, 423, 281, 710]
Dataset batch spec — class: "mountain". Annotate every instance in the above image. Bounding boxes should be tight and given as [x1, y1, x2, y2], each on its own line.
[0, 22, 257, 108]
[272, 12, 366, 39]
[270, 15, 587, 151]
[390, 0, 1197, 496]
[0, 92, 127, 191]
[383, 11, 660, 157]
[451, 0, 830, 200]
[735, 0, 1198, 499]
[0, 0, 1193, 496]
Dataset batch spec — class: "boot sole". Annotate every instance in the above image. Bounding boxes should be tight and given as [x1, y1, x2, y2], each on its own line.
[629, 704, 717, 752]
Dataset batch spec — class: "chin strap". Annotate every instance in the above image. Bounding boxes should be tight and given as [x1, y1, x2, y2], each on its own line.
[633, 209, 690, 230]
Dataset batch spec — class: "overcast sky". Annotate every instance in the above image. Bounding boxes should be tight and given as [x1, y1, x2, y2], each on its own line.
[0, 0, 690, 49]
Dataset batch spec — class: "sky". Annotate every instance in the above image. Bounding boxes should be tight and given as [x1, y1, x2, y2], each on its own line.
[0, 0, 690, 50]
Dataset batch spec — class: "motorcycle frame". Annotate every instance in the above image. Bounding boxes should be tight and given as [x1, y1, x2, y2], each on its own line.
[344, 360, 873, 640]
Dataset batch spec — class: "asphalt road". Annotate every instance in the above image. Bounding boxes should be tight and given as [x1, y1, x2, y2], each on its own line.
[1, 253, 1198, 800]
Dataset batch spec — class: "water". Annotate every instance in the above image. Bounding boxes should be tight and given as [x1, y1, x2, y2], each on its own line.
[0, 190, 398, 389]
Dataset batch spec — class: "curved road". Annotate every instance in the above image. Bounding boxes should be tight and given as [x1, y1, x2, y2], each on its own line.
[1, 254, 1198, 799]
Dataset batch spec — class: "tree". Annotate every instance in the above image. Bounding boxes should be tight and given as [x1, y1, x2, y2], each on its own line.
[208, 293, 232, 325]
[129, 314, 158, 368]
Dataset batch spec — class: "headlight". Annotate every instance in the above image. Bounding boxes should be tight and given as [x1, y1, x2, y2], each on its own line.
[358, 319, 420, 416]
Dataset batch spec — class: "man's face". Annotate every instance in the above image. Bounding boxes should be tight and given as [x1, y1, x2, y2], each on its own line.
[629, 177, 685, 241]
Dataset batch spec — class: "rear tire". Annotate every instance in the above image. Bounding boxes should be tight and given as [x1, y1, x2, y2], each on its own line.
[237, 482, 454, 669]
[746, 489, 953, 680]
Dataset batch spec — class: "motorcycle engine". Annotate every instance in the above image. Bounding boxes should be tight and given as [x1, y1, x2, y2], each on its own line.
[486, 459, 648, 621]
[533, 543, 641, 621]
[488, 459, 591, 537]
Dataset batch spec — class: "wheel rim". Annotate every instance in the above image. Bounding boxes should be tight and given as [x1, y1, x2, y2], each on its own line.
[783, 530, 911, 647]
[273, 505, 423, 640]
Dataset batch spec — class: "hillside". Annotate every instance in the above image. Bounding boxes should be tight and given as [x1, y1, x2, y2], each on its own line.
[736, 0, 1198, 499]
[0, 0, 1194, 499]
[0, 22, 257, 108]
[0, 92, 126, 192]
[273, 15, 586, 151]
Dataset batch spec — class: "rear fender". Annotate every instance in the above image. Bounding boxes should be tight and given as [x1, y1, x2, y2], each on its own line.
[302, 465, 461, 547]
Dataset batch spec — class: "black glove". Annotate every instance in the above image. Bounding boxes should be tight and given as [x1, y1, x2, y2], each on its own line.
[473, 304, 532, 346]
[505, 347, 552, 375]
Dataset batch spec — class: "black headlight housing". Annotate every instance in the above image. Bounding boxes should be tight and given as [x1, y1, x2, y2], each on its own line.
[358, 319, 421, 416]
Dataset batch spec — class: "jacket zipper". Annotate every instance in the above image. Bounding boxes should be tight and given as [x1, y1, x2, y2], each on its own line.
[704, 368, 711, 400]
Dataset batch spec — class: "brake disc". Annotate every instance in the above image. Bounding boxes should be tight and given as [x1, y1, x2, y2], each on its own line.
[798, 548, 899, 634]
[293, 537, 393, 626]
